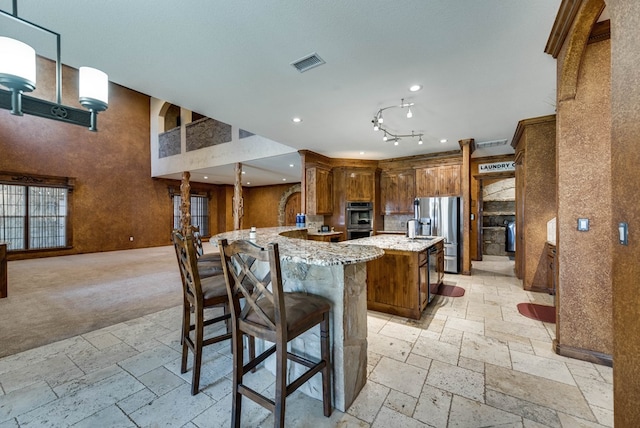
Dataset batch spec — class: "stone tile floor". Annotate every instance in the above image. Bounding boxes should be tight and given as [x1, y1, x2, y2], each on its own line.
[0, 256, 613, 427]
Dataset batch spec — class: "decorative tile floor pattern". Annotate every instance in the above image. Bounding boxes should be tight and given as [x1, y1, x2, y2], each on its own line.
[0, 256, 613, 427]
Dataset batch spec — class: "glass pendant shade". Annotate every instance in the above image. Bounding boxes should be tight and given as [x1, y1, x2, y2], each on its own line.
[0, 36, 36, 91]
[79, 66, 108, 111]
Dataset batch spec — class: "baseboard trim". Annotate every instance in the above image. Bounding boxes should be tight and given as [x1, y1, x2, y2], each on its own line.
[553, 339, 613, 367]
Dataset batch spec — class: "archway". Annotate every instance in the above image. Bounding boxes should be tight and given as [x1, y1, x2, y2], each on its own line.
[278, 184, 301, 226]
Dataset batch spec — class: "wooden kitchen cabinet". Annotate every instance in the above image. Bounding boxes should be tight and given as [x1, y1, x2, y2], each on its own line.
[415, 164, 461, 197]
[366, 242, 444, 320]
[380, 170, 415, 214]
[306, 166, 333, 215]
[345, 168, 375, 202]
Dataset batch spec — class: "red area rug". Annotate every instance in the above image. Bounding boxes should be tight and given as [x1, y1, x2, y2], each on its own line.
[517, 303, 556, 324]
[435, 284, 466, 297]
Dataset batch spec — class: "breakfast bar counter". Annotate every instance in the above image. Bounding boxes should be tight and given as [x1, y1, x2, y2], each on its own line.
[212, 227, 383, 411]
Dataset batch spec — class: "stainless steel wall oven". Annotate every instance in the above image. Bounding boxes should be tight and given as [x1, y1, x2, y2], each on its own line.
[346, 201, 373, 240]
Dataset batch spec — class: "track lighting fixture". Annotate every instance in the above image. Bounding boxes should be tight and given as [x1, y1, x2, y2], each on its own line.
[372, 98, 424, 146]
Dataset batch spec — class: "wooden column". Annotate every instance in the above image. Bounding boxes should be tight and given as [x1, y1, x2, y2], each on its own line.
[458, 138, 475, 275]
[180, 171, 192, 236]
[233, 162, 244, 230]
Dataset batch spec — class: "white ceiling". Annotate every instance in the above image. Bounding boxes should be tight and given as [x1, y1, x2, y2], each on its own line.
[1, 0, 560, 186]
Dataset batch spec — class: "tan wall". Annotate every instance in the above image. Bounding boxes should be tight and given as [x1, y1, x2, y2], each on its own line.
[523, 120, 557, 290]
[556, 38, 612, 355]
[512, 117, 557, 291]
[0, 59, 174, 258]
[609, 0, 640, 422]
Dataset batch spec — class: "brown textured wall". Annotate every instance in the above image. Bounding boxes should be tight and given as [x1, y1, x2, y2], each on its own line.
[609, 0, 640, 423]
[243, 183, 300, 228]
[0, 59, 176, 258]
[556, 40, 612, 355]
[522, 119, 557, 291]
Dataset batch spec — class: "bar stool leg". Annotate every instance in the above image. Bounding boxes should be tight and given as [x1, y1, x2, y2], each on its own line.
[231, 327, 244, 428]
[274, 340, 287, 428]
[191, 306, 204, 395]
[321, 313, 332, 417]
[181, 303, 190, 374]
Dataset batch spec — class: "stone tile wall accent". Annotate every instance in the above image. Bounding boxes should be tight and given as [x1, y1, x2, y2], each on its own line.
[186, 117, 231, 152]
[158, 127, 181, 158]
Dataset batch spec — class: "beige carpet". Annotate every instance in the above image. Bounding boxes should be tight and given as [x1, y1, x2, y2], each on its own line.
[0, 245, 186, 358]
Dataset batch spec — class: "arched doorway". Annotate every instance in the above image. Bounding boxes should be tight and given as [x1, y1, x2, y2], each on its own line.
[278, 184, 301, 226]
[284, 192, 301, 226]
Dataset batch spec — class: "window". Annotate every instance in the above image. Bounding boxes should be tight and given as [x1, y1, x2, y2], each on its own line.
[172, 194, 210, 236]
[0, 173, 74, 251]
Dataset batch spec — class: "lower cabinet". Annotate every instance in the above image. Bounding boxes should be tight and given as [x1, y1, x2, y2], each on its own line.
[366, 243, 444, 319]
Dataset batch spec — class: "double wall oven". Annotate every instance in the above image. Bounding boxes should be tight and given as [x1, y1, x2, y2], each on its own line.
[346, 201, 373, 240]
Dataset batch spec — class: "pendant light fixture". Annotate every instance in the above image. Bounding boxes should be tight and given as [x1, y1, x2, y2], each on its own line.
[0, 1, 108, 131]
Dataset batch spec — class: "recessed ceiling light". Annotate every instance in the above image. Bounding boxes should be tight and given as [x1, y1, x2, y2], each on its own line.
[247, 181, 251, 185]
[289, 164, 294, 167]
[409, 84, 422, 92]
[241, 171, 246, 174]
[440, 139, 448, 143]
[282, 178, 287, 181]
[292, 117, 302, 123]
[360, 151, 365, 155]
[203, 176, 208, 179]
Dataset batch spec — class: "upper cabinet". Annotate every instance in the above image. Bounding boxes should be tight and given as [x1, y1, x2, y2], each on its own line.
[306, 166, 333, 215]
[345, 168, 374, 202]
[381, 170, 415, 214]
[415, 164, 461, 197]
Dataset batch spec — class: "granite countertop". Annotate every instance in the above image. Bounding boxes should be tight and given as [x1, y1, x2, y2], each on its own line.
[375, 230, 406, 234]
[347, 234, 444, 252]
[307, 230, 343, 236]
[212, 226, 383, 266]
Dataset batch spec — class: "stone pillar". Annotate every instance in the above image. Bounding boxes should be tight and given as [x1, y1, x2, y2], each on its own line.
[458, 138, 475, 275]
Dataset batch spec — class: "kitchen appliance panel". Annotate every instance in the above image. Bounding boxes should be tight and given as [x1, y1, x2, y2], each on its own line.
[416, 196, 462, 273]
[346, 201, 373, 239]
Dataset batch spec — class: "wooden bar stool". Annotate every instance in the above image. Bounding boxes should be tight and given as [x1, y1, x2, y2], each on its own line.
[192, 227, 224, 278]
[172, 230, 233, 395]
[219, 238, 332, 428]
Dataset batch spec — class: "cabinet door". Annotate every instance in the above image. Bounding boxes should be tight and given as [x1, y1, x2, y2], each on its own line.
[416, 167, 439, 197]
[316, 168, 333, 214]
[396, 171, 416, 213]
[346, 169, 374, 202]
[306, 167, 333, 215]
[380, 173, 398, 214]
[439, 165, 461, 196]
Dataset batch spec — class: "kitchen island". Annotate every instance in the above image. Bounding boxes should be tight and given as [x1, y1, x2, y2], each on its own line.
[348, 234, 445, 319]
[212, 227, 383, 411]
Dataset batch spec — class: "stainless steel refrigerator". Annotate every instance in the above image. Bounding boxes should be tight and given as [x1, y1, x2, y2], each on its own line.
[415, 196, 462, 274]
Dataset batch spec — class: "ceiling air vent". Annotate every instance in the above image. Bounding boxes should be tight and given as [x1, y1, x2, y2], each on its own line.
[476, 139, 508, 148]
[291, 53, 325, 73]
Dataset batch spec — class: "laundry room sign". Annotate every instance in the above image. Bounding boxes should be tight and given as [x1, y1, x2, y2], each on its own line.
[478, 161, 516, 173]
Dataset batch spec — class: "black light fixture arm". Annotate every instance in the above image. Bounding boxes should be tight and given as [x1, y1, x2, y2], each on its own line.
[0, 1, 103, 130]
